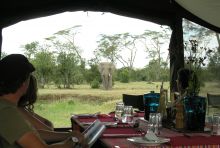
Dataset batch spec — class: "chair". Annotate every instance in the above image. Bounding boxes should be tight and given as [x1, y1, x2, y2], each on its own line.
[207, 93, 220, 114]
[54, 127, 72, 132]
[122, 94, 144, 111]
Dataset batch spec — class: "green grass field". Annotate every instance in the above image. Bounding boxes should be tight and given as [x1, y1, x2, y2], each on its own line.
[34, 81, 220, 127]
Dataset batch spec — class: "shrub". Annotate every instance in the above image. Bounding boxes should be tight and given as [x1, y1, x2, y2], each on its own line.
[90, 79, 100, 89]
[119, 69, 130, 83]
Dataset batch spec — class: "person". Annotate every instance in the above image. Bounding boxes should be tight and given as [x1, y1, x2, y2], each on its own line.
[174, 67, 197, 103]
[0, 54, 86, 148]
[166, 68, 197, 127]
[18, 75, 54, 131]
[18, 74, 79, 144]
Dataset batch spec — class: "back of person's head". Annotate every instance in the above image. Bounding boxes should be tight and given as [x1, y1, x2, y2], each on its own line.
[177, 68, 193, 90]
[18, 75, 37, 110]
[0, 54, 35, 96]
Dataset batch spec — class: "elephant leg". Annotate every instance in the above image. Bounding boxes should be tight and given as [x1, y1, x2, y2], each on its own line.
[105, 75, 109, 89]
[102, 75, 108, 90]
[108, 74, 112, 89]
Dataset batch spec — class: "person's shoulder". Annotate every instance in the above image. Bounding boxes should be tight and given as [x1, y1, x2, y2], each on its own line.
[0, 99, 16, 110]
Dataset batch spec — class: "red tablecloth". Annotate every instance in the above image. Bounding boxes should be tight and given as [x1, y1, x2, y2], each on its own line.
[103, 127, 142, 137]
[74, 114, 116, 123]
[71, 113, 220, 147]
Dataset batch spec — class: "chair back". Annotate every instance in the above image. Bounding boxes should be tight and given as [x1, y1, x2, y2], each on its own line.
[207, 93, 220, 114]
[207, 93, 220, 106]
[122, 94, 144, 111]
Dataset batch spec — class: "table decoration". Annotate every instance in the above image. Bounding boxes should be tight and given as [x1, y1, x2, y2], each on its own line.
[183, 39, 212, 131]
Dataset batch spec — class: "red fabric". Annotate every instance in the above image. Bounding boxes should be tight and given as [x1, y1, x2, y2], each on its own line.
[169, 135, 220, 146]
[72, 113, 220, 147]
[134, 111, 145, 117]
[102, 127, 143, 137]
[108, 112, 115, 117]
[75, 114, 115, 123]
[159, 128, 220, 146]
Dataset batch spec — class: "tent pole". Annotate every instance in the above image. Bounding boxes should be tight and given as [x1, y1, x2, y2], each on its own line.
[169, 16, 184, 94]
[0, 28, 2, 59]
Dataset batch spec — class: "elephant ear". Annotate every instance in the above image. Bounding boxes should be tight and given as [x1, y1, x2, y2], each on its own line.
[110, 63, 115, 72]
[98, 63, 104, 73]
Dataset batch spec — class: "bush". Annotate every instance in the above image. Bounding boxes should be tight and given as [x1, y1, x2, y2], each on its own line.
[119, 69, 130, 83]
[68, 100, 75, 105]
[90, 79, 100, 89]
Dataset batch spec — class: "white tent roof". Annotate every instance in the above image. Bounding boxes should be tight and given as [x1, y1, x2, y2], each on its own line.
[176, 0, 220, 29]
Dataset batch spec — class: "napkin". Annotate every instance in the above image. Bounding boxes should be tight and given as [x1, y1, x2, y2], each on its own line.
[144, 132, 159, 141]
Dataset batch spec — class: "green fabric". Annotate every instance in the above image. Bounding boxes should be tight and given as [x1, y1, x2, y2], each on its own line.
[0, 99, 34, 148]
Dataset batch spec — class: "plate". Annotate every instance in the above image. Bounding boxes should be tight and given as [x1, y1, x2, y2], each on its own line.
[127, 137, 170, 146]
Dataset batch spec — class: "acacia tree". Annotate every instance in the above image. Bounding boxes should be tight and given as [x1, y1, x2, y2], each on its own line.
[22, 42, 38, 59]
[94, 33, 139, 69]
[23, 42, 55, 88]
[45, 26, 85, 88]
[32, 47, 55, 88]
[94, 34, 121, 65]
[56, 47, 80, 88]
[139, 28, 171, 81]
[51, 25, 83, 62]
[119, 33, 139, 69]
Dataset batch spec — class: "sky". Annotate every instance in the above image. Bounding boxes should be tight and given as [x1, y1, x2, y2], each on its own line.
[2, 11, 166, 68]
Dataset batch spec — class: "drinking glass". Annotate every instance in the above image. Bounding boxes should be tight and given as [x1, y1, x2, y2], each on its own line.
[147, 113, 156, 133]
[204, 115, 213, 132]
[115, 102, 124, 121]
[156, 113, 162, 133]
[212, 113, 220, 135]
[122, 106, 134, 123]
[147, 113, 162, 135]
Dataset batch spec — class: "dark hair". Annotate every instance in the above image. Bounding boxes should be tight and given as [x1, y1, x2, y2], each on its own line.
[0, 54, 35, 96]
[18, 75, 38, 111]
[0, 74, 30, 96]
[177, 68, 193, 90]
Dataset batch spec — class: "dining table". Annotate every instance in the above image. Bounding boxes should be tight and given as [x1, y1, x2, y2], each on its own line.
[71, 111, 220, 148]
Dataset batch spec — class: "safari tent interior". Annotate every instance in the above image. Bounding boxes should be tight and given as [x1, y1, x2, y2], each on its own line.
[0, 0, 220, 92]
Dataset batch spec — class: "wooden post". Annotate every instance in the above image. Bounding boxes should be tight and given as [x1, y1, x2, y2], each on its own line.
[169, 16, 184, 93]
[0, 28, 2, 59]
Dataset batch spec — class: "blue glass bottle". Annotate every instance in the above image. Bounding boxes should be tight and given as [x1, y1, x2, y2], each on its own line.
[184, 94, 206, 131]
[143, 91, 160, 120]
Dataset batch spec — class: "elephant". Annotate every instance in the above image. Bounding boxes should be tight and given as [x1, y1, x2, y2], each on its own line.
[98, 62, 115, 90]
